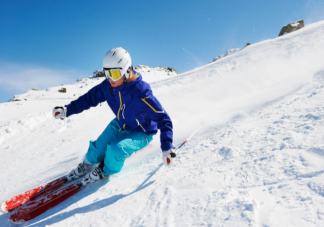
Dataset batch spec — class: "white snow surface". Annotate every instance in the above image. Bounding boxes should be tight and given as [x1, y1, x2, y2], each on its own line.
[1, 20, 324, 226]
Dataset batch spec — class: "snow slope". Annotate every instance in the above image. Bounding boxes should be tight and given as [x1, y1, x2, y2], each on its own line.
[210, 45, 244, 63]
[1, 20, 324, 226]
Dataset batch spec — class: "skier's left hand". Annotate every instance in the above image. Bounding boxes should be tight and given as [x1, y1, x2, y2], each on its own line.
[162, 149, 176, 166]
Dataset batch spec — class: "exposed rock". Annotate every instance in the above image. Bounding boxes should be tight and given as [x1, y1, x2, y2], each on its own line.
[59, 88, 67, 93]
[167, 67, 178, 74]
[278, 20, 304, 36]
[30, 88, 38, 91]
[93, 69, 105, 77]
[8, 95, 21, 102]
[76, 78, 87, 82]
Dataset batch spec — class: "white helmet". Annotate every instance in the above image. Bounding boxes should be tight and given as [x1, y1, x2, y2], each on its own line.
[103, 47, 132, 80]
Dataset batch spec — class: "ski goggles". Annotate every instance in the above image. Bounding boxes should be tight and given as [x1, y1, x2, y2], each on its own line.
[104, 68, 124, 81]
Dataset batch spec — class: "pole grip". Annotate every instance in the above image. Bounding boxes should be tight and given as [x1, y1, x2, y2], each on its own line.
[166, 124, 203, 164]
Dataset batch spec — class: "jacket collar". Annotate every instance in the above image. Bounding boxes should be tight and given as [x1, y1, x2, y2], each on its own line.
[110, 71, 142, 92]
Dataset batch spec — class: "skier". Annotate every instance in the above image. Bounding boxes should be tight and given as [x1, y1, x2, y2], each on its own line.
[52, 47, 176, 185]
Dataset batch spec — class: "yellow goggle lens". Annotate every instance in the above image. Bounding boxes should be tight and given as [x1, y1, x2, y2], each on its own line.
[105, 70, 122, 81]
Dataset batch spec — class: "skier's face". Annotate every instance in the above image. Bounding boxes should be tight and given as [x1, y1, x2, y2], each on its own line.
[109, 76, 124, 88]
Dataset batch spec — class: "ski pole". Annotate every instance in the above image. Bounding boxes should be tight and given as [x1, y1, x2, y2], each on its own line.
[167, 123, 203, 164]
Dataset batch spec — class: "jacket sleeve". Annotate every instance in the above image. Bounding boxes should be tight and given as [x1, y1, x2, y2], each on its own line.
[65, 81, 107, 117]
[138, 90, 175, 151]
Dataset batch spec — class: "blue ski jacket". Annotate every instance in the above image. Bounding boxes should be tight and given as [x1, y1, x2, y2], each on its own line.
[65, 72, 174, 151]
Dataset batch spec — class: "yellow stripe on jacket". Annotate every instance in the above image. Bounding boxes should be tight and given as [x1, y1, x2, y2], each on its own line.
[117, 92, 122, 120]
[141, 97, 164, 113]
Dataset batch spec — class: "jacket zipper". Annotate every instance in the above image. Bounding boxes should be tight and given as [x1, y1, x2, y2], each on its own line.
[136, 119, 146, 132]
[121, 104, 125, 119]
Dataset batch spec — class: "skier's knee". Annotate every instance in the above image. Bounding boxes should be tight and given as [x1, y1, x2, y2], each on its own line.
[109, 141, 130, 161]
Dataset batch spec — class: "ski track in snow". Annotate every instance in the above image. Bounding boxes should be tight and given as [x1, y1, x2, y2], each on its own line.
[1, 21, 324, 226]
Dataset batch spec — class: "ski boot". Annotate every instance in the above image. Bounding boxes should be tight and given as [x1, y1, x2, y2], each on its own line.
[63, 163, 93, 183]
[77, 167, 108, 188]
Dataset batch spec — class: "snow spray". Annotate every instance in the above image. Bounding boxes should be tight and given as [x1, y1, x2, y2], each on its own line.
[167, 123, 203, 164]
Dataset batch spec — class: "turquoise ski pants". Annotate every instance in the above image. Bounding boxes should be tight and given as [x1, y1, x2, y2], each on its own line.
[83, 118, 153, 176]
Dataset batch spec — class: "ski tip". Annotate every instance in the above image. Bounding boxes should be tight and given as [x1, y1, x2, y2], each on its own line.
[0, 202, 9, 213]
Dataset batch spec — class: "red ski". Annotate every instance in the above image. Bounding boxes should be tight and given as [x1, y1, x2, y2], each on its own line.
[1, 164, 92, 214]
[9, 168, 108, 224]
[9, 181, 82, 224]
[1, 176, 66, 213]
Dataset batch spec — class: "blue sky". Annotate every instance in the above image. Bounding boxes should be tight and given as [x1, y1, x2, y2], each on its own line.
[1, 0, 324, 103]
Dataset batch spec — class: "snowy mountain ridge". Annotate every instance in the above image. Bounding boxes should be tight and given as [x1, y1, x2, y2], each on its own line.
[1, 20, 324, 226]
[92, 65, 178, 83]
[210, 43, 250, 63]
[9, 64, 178, 103]
[134, 65, 178, 77]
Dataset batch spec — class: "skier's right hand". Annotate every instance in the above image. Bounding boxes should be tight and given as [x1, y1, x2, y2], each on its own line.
[162, 149, 176, 166]
[52, 106, 66, 120]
